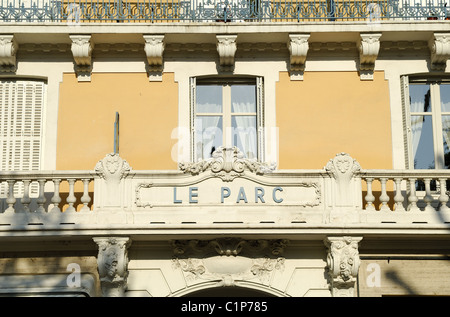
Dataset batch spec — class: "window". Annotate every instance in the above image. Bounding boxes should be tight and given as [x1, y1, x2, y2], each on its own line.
[402, 76, 450, 170]
[0, 79, 45, 196]
[190, 77, 264, 162]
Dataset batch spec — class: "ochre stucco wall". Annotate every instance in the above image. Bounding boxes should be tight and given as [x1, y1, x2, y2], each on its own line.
[57, 72, 178, 170]
[276, 71, 392, 170]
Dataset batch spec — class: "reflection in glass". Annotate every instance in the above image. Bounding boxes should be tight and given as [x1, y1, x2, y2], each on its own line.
[196, 85, 222, 113]
[411, 115, 434, 169]
[231, 85, 256, 113]
[195, 116, 222, 161]
[410, 84, 431, 113]
[232, 116, 257, 159]
[440, 84, 450, 112]
[443, 115, 450, 169]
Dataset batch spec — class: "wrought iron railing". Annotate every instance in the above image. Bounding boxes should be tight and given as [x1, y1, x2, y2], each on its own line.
[0, 0, 448, 22]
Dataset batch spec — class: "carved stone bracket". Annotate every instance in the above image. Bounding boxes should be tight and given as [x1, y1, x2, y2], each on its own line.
[70, 35, 94, 82]
[94, 237, 132, 297]
[179, 146, 276, 181]
[216, 35, 237, 72]
[324, 236, 362, 297]
[0, 35, 18, 73]
[143, 34, 165, 81]
[358, 33, 381, 80]
[288, 34, 310, 80]
[428, 33, 450, 71]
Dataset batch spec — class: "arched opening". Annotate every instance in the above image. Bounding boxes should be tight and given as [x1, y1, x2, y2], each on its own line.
[183, 286, 277, 297]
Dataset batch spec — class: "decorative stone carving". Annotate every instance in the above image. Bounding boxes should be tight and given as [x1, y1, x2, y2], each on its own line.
[0, 35, 18, 73]
[94, 237, 132, 297]
[325, 152, 361, 210]
[288, 34, 310, 80]
[70, 35, 94, 82]
[358, 33, 381, 80]
[172, 238, 287, 286]
[428, 33, 450, 71]
[143, 35, 165, 81]
[216, 35, 237, 72]
[324, 236, 362, 297]
[179, 146, 276, 181]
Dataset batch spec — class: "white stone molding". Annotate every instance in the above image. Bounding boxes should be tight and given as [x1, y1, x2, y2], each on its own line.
[143, 35, 165, 81]
[172, 238, 287, 286]
[94, 153, 132, 211]
[70, 35, 94, 82]
[358, 33, 381, 80]
[325, 153, 362, 219]
[288, 34, 310, 80]
[94, 237, 132, 297]
[0, 35, 18, 73]
[428, 33, 450, 71]
[324, 236, 362, 297]
[179, 146, 276, 181]
[216, 35, 237, 72]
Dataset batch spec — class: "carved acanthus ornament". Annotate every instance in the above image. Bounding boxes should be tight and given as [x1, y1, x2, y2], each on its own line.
[94, 237, 132, 297]
[144, 35, 165, 81]
[95, 152, 131, 183]
[179, 146, 276, 181]
[172, 238, 288, 286]
[216, 35, 237, 72]
[288, 34, 310, 80]
[324, 236, 362, 297]
[0, 35, 18, 73]
[70, 35, 94, 81]
[428, 33, 450, 71]
[358, 33, 381, 80]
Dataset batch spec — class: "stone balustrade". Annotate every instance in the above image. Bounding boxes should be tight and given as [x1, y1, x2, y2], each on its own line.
[0, 152, 449, 226]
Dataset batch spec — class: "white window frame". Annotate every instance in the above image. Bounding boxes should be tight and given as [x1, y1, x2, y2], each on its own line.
[190, 76, 265, 162]
[401, 75, 450, 170]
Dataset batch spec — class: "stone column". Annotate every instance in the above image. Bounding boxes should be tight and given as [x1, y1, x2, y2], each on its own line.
[324, 236, 362, 297]
[94, 237, 132, 297]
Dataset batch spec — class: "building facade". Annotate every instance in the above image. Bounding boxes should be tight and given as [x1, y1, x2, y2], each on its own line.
[0, 0, 449, 297]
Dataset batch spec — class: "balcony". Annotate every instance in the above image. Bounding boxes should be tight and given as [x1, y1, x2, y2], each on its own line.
[0, 0, 448, 23]
[0, 151, 449, 234]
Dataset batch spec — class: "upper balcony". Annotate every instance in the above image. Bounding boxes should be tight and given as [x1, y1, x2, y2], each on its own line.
[0, 0, 449, 23]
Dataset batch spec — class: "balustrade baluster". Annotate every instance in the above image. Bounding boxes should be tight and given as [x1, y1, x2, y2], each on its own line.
[36, 179, 47, 213]
[65, 179, 77, 213]
[21, 179, 31, 213]
[364, 177, 376, 210]
[423, 178, 435, 212]
[50, 179, 62, 213]
[407, 178, 420, 211]
[5, 180, 16, 214]
[438, 178, 449, 212]
[80, 179, 91, 212]
[394, 178, 405, 211]
[379, 178, 390, 211]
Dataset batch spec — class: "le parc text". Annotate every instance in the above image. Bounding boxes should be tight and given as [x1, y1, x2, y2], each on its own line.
[173, 186, 285, 204]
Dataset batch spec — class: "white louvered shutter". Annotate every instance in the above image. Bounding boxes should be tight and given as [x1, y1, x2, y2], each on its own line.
[0, 80, 45, 197]
[400, 75, 412, 169]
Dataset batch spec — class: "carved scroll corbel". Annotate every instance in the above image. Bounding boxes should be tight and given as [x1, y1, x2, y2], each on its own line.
[70, 35, 94, 82]
[94, 237, 131, 297]
[144, 35, 165, 81]
[288, 34, 310, 80]
[216, 35, 237, 72]
[324, 236, 362, 297]
[0, 35, 18, 73]
[358, 33, 381, 80]
[428, 33, 450, 71]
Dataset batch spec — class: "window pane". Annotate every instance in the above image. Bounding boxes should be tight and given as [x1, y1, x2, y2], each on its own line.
[411, 115, 435, 169]
[440, 84, 450, 112]
[443, 115, 450, 169]
[196, 85, 222, 113]
[232, 115, 257, 159]
[231, 85, 256, 113]
[195, 116, 222, 161]
[410, 84, 431, 113]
